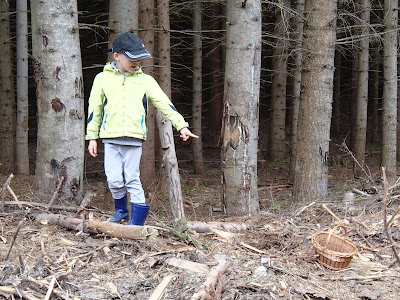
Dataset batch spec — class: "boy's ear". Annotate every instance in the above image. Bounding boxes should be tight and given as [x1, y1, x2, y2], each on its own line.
[113, 52, 119, 60]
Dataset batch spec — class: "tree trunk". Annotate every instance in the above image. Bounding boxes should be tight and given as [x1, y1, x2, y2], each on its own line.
[350, 56, 358, 151]
[139, 0, 157, 189]
[157, 0, 185, 219]
[192, 0, 205, 175]
[31, 0, 85, 203]
[292, 0, 337, 203]
[268, 0, 290, 160]
[371, 53, 380, 145]
[332, 50, 341, 138]
[381, 0, 398, 185]
[16, 0, 30, 175]
[289, 0, 305, 182]
[0, 1, 16, 174]
[107, 0, 138, 61]
[353, 0, 370, 178]
[207, 2, 224, 138]
[221, 0, 261, 215]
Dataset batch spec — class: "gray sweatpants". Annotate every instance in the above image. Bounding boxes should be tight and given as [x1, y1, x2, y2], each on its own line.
[104, 143, 145, 203]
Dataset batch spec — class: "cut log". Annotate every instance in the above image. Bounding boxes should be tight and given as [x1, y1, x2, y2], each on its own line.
[191, 259, 231, 300]
[187, 221, 247, 233]
[35, 213, 158, 240]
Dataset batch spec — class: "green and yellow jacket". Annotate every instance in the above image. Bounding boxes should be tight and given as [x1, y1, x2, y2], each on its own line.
[86, 63, 188, 141]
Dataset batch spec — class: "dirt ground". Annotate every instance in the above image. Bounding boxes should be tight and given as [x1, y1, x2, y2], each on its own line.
[1, 143, 400, 300]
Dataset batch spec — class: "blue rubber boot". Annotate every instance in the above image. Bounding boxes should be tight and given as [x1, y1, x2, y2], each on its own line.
[109, 195, 129, 223]
[127, 203, 150, 226]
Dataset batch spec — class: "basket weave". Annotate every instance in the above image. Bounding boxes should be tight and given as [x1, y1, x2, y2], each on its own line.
[311, 225, 357, 271]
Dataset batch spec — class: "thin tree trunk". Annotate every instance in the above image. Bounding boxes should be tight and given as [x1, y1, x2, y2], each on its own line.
[192, 0, 205, 175]
[157, 0, 185, 219]
[353, 0, 370, 178]
[292, 0, 337, 203]
[371, 53, 380, 145]
[289, 0, 305, 182]
[16, 0, 29, 175]
[381, 0, 398, 185]
[139, 0, 156, 189]
[332, 50, 341, 138]
[31, 0, 85, 203]
[350, 56, 358, 151]
[207, 2, 224, 137]
[0, 1, 16, 174]
[107, 0, 138, 61]
[268, 0, 290, 160]
[221, 0, 261, 214]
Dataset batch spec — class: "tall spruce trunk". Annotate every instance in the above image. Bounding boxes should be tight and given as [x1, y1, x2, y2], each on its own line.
[192, 0, 205, 175]
[16, 0, 30, 175]
[289, 0, 305, 181]
[221, 0, 261, 214]
[381, 0, 398, 184]
[292, 0, 337, 203]
[0, 1, 16, 174]
[353, 0, 370, 178]
[268, 0, 290, 160]
[107, 0, 138, 61]
[157, 0, 185, 219]
[371, 53, 380, 145]
[139, 0, 157, 189]
[31, 0, 85, 203]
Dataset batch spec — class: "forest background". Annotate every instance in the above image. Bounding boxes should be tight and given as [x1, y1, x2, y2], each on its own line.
[0, 0, 399, 225]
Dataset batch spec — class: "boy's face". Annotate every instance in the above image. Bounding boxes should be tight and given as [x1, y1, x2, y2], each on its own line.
[114, 52, 141, 73]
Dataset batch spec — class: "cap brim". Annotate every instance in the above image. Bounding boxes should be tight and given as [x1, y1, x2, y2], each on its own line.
[123, 50, 152, 61]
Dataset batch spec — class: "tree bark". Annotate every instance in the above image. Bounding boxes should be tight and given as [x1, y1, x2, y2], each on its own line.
[353, 0, 370, 178]
[157, 0, 185, 219]
[289, 0, 305, 182]
[107, 0, 138, 61]
[332, 50, 341, 138]
[268, 0, 290, 160]
[16, 0, 30, 175]
[192, 1, 205, 175]
[139, 0, 157, 189]
[381, 0, 398, 185]
[0, 1, 16, 174]
[31, 0, 85, 203]
[292, 0, 337, 203]
[370, 54, 380, 145]
[221, 0, 261, 214]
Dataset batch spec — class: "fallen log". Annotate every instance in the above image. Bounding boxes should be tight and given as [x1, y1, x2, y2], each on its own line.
[35, 213, 158, 240]
[187, 221, 248, 233]
[191, 259, 231, 300]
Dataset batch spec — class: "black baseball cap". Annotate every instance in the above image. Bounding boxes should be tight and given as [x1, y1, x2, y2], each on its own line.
[112, 32, 152, 61]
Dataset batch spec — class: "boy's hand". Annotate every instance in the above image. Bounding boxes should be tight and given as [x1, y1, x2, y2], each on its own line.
[180, 128, 199, 141]
[88, 140, 98, 157]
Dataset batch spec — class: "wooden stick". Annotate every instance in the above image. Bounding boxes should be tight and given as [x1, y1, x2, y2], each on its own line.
[4, 218, 24, 261]
[7, 185, 22, 208]
[44, 276, 56, 300]
[294, 202, 316, 216]
[321, 204, 342, 222]
[47, 176, 65, 211]
[0, 286, 42, 300]
[191, 259, 231, 300]
[0, 173, 14, 211]
[149, 275, 173, 300]
[240, 242, 267, 254]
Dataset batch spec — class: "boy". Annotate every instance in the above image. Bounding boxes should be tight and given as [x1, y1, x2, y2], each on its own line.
[86, 32, 198, 226]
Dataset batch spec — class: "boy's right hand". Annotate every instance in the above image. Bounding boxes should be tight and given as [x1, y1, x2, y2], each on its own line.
[88, 140, 98, 157]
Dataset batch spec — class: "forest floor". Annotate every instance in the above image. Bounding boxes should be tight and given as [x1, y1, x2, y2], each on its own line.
[1, 141, 400, 300]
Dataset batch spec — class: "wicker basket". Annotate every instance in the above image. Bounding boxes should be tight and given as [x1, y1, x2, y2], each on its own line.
[311, 225, 357, 271]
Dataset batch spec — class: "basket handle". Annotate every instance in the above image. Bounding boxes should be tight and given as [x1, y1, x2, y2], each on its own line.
[323, 225, 349, 249]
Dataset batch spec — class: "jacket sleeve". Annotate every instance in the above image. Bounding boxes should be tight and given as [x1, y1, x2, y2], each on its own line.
[146, 76, 189, 131]
[85, 74, 105, 140]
